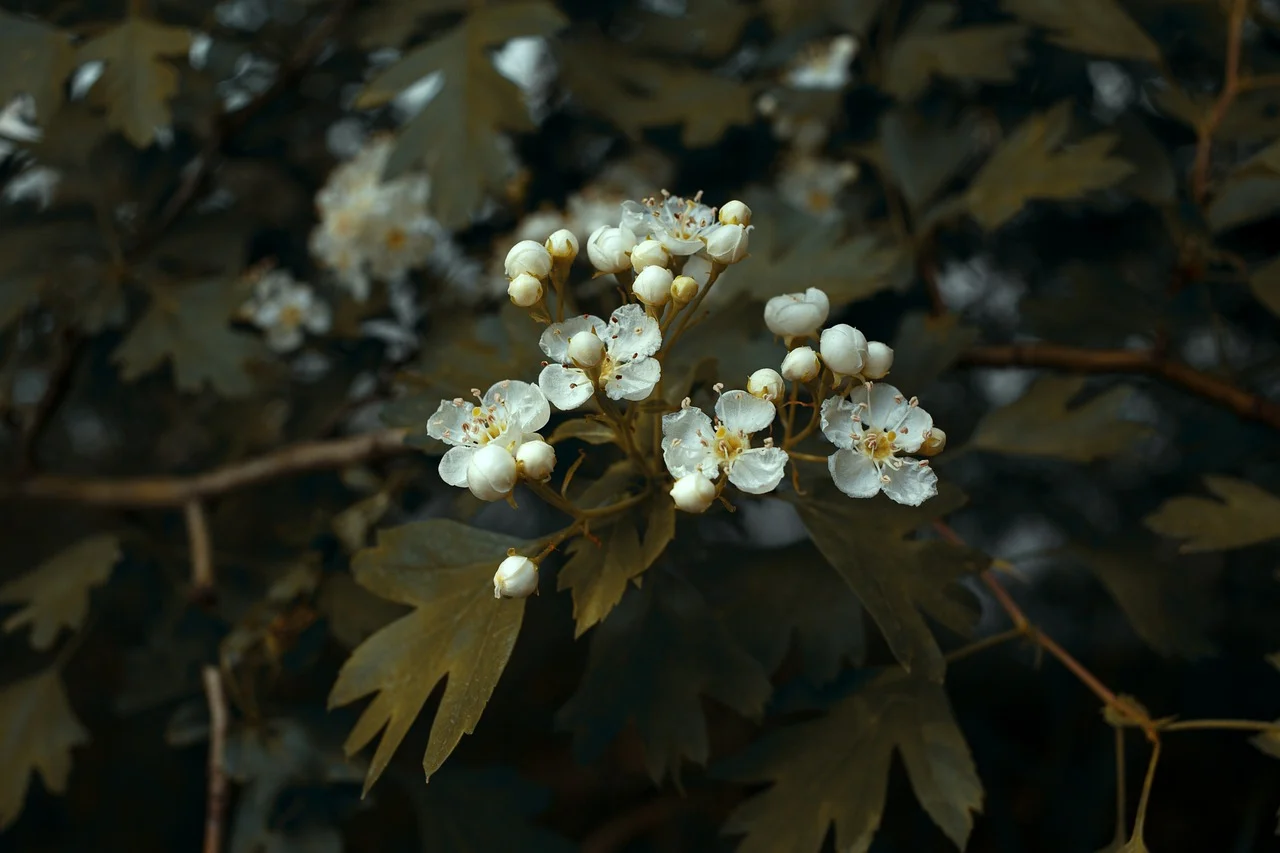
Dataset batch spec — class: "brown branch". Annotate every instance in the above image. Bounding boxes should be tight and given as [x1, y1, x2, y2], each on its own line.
[958, 343, 1280, 432]
[1190, 0, 1249, 205]
[201, 665, 229, 853]
[13, 428, 409, 507]
[185, 499, 215, 598]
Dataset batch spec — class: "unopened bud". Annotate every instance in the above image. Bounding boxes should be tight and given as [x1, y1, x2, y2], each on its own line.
[632, 265, 673, 307]
[508, 272, 543, 307]
[630, 238, 670, 273]
[515, 438, 556, 482]
[567, 330, 605, 367]
[493, 555, 538, 598]
[670, 472, 716, 513]
[718, 199, 751, 226]
[466, 444, 518, 501]
[862, 341, 894, 379]
[671, 275, 699, 304]
[545, 228, 579, 262]
[920, 427, 946, 457]
[504, 239, 552, 280]
[780, 346, 821, 382]
[747, 368, 785, 402]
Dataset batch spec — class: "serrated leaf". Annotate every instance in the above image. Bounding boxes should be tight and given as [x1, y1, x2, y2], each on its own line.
[1251, 255, 1280, 318]
[327, 520, 531, 794]
[792, 483, 983, 683]
[1144, 476, 1280, 553]
[557, 568, 772, 784]
[557, 516, 644, 637]
[1207, 172, 1280, 233]
[698, 542, 865, 683]
[76, 17, 191, 148]
[613, 0, 751, 59]
[880, 107, 985, 212]
[410, 765, 575, 852]
[965, 102, 1134, 230]
[113, 277, 264, 396]
[547, 418, 615, 445]
[1002, 0, 1160, 61]
[720, 669, 982, 853]
[640, 495, 675, 571]
[884, 3, 1027, 101]
[0, 669, 89, 830]
[0, 535, 121, 651]
[968, 375, 1152, 461]
[356, 1, 568, 226]
[762, 0, 885, 33]
[887, 311, 980, 390]
[559, 34, 753, 147]
[351, 0, 469, 49]
[0, 12, 75, 122]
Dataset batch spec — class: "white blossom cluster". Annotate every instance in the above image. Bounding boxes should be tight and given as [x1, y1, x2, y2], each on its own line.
[237, 268, 332, 353]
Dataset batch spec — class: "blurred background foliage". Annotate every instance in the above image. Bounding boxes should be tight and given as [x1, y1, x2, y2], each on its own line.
[3, 0, 1280, 851]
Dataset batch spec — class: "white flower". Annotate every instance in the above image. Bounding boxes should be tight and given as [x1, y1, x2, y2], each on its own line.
[467, 444, 519, 501]
[620, 191, 719, 256]
[863, 341, 894, 379]
[718, 199, 751, 226]
[586, 224, 637, 273]
[546, 228, 579, 262]
[670, 472, 717, 513]
[747, 368, 784, 402]
[508, 272, 543, 307]
[538, 305, 662, 409]
[661, 391, 788, 495]
[426, 380, 551, 498]
[516, 438, 556, 481]
[632, 265, 673, 306]
[780, 346, 821, 382]
[241, 270, 331, 353]
[820, 383, 938, 506]
[493, 555, 539, 598]
[820, 324, 868, 376]
[784, 34, 858, 90]
[704, 223, 750, 264]
[764, 288, 829, 342]
[505, 239, 553, 279]
[630, 238, 670, 272]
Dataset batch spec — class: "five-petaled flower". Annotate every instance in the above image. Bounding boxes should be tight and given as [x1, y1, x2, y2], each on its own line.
[819, 382, 938, 506]
[426, 380, 551, 499]
[537, 304, 662, 410]
[620, 191, 723, 256]
[661, 391, 788, 495]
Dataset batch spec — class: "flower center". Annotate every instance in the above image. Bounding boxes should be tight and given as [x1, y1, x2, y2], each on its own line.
[464, 406, 509, 446]
[860, 428, 898, 462]
[713, 424, 749, 463]
[279, 303, 304, 329]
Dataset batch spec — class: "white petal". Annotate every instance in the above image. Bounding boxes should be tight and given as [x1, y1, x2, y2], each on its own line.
[605, 303, 662, 360]
[266, 324, 303, 352]
[305, 301, 333, 334]
[848, 381, 908, 431]
[715, 390, 776, 435]
[828, 449, 880, 498]
[881, 459, 939, 506]
[499, 379, 551, 432]
[888, 404, 933, 454]
[539, 314, 607, 363]
[603, 356, 661, 401]
[682, 254, 713, 289]
[660, 233, 707, 256]
[538, 363, 595, 410]
[661, 407, 716, 478]
[438, 445, 475, 487]
[819, 396, 860, 450]
[727, 446, 788, 494]
[619, 200, 651, 235]
[427, 399, 473, 445]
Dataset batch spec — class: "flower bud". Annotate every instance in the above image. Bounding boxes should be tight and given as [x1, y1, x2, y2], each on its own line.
[545, 228, 579, 263]
[780, 346, 821, 382]
[504, 239, 552, 280]
[493, 555, 538, 599]
[819, 324, 868, 376]
[670, 472, 716, 514]
[586, 225, 637, 274]
[630, 238, 670, 272]
[718, 199, 751, 226]
[671, 275, 699, 304]
[516, 438, 556, 482]
[920, 427, 946, 457]
[747, 368, 785, 402]
[507, 272, 543, 307]
[704, 223, 749, 264]
[567, 330, 605, 367]
[862, 341, 894, 379]
[764, 288, 829, 342]
[466, 444, 518, 501]
[632, 265, 673, 306]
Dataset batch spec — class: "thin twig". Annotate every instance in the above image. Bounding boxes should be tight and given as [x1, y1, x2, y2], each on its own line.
[201, 666, 229, 853]
[14, 428, 409, 507]
[1112, 727, 1128, 846]
[1190, 0, 1250, 205]
[958, 343, 1280, 432]
[1130, 738, 1162, 842]
[185, 499, 215, 596]
[17, 329, 84, 477]
[1161, 718, 1280, 734]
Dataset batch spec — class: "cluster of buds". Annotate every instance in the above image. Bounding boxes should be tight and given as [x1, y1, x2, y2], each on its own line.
[504, 227, 579, 308]
[763, 288, 895, 384]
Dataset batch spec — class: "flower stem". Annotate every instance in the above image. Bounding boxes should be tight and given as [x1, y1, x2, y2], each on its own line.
[1160, 719, 1280, 734]
[661, 263, 724, 354]
[786, 451, 828, 463]
[596, 394, 654, 479]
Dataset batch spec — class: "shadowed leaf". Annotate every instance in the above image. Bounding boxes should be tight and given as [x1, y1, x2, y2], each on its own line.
[1144, 477, 1280, 553]
[548, 418, 616, 445]
[352, 0, 469, 49]
[879, 107, 986, 212]
[0, 669, 89, 830]
[1002, 0, 1160, 61]
[0, 535, 121, 651]
[888, 311, 980, 390]
[0, 12, 75, 121]
[557, 515, 644, 637]
[1250, 255, 1280, 319]
[884, 3, 1027, 101]
[410, 765, 575, 852]
[76, 17, 191, 148]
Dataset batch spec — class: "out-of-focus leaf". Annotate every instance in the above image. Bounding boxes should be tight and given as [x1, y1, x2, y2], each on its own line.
[1001, 0, 1160, 61]
[410, 765, 575, 852]
[356, 1, 568, 226]
[762, 0, 884, 34]
[879, 108, 986, 212]
[352, 0, 469, 49]
[0, 222, 119, 334]
[557, 568, 772, 784]
[0, 535, 121, 651]
[719, 669, 982, 853]
[0, 669, 89, 830]
[698, 542, 865, 683]
[884, 3, 1027, 101]
[968, 375, 1152, 462]
[1144, 476, 1280, 553]
[1250, 255, 1280, 318]
[557, 515, 644, 637]
[0, 12, 75, 121]
[1023, 262, 1159, 345]
[887, 311, 980, 390]
[548, 417, 615, 445]
[327, 520, 531, 794]
[76, 17, 191, 148]
[1207, 172, 1280, 233]
[1112, 114, 1177, 206]
[614, 0, 751, 58]
[317, 572, 410, 649]
[792, 483, 983, 683]
[1071, 545, 1215, 659]
[1152, 86, 1280, 143]
[559, 35, 754, 148]
[965, 102, 1133, 230]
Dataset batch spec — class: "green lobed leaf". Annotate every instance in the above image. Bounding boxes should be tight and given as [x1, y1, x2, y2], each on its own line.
[0, 535, 121, 651]
[351, 0, 470, 49]
[1250, 255, 1280, 319]
[327, 520, 532, 794]
[883, 3, 1028, 101]
[879, 107, 986, 213]
[0, 669, 90, 830]
[1143, 476, 1280, 553]
[76, 17, 191, 148]
[557, 568, 772, 784]
[1001, 0, 1161, 61]
[1207, 172, 1280, 234]
[556, 515, 645, 638]
[0, 11, 75, 123]
[887, 311, 980, 391]
[967, 375, 1152, 462]
[719, 669, 983, 853]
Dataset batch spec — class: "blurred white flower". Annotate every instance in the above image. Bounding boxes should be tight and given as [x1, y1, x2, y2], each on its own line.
[777, 155, 858, 220]
[784, 35, 858, 90]
[239, 270, 332, 353]
[492, 36, 557, 122]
